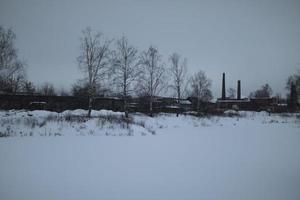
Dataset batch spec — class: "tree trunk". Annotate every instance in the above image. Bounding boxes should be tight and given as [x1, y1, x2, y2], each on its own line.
[176, 88, 180, 117]
[176, 97, 179, 117]
[124, 98, 128, 118]
[88, 96, 92, 117]
[150, 96, 153, 117]
[197, 97, 200, 115]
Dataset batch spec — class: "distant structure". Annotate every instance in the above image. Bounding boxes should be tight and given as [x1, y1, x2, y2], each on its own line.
[288, 82, 299, 110]
[222, 73, 226, 100]
[0, 72, 291, 113]
[216, 73, 281, 111]
[237, 80, 241, 100]
[217, 73, 249, 110]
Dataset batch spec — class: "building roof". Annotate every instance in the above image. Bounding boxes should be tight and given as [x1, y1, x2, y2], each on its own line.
[216, 98, 250, 103]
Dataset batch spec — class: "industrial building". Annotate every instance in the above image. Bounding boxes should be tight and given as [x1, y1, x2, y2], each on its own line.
[216, 73, 281, 111]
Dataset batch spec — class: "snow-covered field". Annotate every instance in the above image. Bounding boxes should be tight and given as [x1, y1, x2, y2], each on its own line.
[0, 110, 300, 200]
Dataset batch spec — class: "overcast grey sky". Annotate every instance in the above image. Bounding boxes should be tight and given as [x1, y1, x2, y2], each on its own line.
[1, 0, 300, 97]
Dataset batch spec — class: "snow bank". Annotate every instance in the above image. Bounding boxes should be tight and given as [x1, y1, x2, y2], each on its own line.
[0, 110, 299, 137]
[61, 109, 124, 117]
[0, 110, 299, 200]
[0, 109, 155, 137]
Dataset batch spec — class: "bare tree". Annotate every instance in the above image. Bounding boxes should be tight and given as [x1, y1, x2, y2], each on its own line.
[58, 87, 70, 96]
[38, 83, 56, 96]
[77, 27, 111, 117]
[0, 26, 26, 93]
[189, 70, 212, 113]
[288, 82, 298, 110]
[138, 46, 166, 116]
[227, 87, 236, 99]
[72, 79, 112, 97]
[72, 80, 89, 97]
[111, 36, 140, 118]
[22, 81, 36, 94]
[169, 52, 188, 116]
[249, 83, 273, 98]
[286, 69, 300, 99]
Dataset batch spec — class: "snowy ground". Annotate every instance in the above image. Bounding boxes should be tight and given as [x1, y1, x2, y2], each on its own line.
[0, 110, 300, 200]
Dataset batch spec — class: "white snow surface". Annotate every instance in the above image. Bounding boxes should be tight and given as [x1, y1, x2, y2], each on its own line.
[0, 109, 300, 200]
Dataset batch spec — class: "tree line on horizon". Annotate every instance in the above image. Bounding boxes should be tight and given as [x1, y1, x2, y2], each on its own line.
[0, 26, 299, 116]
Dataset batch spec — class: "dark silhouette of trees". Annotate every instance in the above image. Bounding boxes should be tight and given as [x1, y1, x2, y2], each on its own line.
[22, 81, 36, 94]
[37, 83, 56, 96]
[72, 81, 89, 97]
[288, 82, 298, 110]
[227, 87, 236, 99]
[249, 83, 273, 98]
[286, 69, 300, 102]
[0, 26, 26, 93]
[189, 70, 212, 113]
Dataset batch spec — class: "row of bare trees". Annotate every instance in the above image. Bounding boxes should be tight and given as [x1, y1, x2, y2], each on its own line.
[2, 26, 297, 116]
[1, 25, 211, 115]
[77, 27, 213, 117]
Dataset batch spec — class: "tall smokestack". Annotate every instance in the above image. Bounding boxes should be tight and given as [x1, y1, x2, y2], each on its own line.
[237, 80, 241, 100]
[222, 73, 226, 100]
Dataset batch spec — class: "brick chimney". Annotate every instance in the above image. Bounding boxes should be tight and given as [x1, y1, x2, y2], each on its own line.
[222, 73, 226, 100]
[237, 80, 241, 100]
